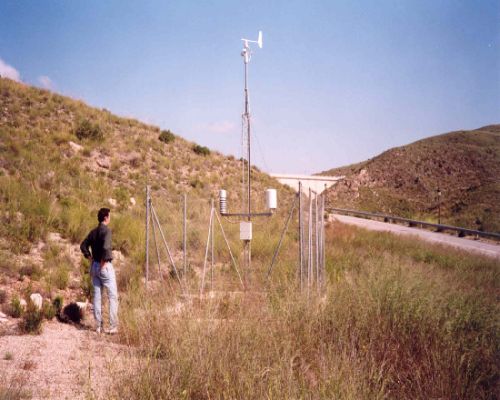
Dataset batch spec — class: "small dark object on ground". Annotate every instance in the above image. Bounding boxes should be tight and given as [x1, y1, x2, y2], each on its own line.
[57, 302, 83, 324]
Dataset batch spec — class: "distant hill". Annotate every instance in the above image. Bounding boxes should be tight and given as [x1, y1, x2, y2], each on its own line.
[319, 125, 500, 233]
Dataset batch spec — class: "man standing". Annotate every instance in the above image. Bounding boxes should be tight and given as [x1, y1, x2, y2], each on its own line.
[80, 207, 118, 334]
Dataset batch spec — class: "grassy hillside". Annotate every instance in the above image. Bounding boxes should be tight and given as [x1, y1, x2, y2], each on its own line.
[0, 78, 498, 399]
[0, 77, 293, 299]
[320, 126, 500, 232]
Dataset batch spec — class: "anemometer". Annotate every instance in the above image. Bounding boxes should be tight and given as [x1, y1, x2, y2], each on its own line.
[218, 31, 277, 276]
[241, 31, 263, 64]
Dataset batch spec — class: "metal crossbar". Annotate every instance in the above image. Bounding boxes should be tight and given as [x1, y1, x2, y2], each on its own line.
[327, 207, 500, 241]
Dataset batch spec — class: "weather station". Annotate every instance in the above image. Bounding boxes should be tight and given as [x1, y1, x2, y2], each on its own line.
[218, 31, 278, 280]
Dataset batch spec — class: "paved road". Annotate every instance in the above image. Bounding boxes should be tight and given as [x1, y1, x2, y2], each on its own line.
[331, 214, 500, 260]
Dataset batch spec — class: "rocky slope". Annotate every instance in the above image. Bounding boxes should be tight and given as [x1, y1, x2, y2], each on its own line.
[320, 125, 500, 232]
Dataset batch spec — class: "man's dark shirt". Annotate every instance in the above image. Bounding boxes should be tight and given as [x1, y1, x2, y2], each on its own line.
[80, 223, 113, 262]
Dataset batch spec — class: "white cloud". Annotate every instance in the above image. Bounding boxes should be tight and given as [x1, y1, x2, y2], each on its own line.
[0, 58, 21, 82]
[202, 120, 236, 134]
[38, 75, 53, 89]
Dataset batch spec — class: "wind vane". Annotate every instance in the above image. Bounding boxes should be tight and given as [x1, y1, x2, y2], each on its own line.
[218, 31, 277, 281]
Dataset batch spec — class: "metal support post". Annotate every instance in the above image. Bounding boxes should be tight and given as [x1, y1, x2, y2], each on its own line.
[244, 241, 251, 288]
[315, 193, 319, 290]
[183, 193, 187, 278]
[317, 195, 322, 288]
[307, 188, 313, 290]
[200, 206, 214, 297]
[299, 182, 303, 290]
[214, 211, 244, 288]
[145, 185, 150, 286]
[150, 205, 184, 292]
[210, 199, 214, 291]
[151, 212, 163, 281]
[321, 195, 326, 287]
[267, 193, 298, 278]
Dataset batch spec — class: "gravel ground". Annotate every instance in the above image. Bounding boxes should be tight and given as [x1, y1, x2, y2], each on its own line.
[0, 320, 127, 400]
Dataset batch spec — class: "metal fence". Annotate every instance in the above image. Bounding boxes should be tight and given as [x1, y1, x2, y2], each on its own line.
[327, 207, 500, 241]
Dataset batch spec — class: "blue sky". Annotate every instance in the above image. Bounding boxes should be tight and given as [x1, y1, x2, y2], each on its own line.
[1, 1, 498, 174]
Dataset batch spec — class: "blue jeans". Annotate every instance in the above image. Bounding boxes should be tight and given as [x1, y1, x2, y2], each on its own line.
[91, 261, 118, 329]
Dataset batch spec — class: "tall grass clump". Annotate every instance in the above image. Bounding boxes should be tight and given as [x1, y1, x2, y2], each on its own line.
[58, 200, 93, 243]
[0, 176, 52, 253]
[43, 245, 73, 291]
[112, 212, 144, 259]
[7, 296, 23, 318]
[0, 376, 30, 400]
[112, 222, 499, 399]
[19, 300, 43, 334]
[74, 119, 103, 141]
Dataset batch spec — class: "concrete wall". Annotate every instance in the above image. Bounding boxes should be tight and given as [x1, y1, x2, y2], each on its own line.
[270, 174, 343, 194]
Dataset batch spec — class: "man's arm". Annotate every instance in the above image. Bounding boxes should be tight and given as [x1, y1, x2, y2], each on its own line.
[80, 233, 92, 260]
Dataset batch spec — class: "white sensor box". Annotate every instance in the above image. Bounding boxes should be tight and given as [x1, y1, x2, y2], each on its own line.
[240, 222, 252, 241]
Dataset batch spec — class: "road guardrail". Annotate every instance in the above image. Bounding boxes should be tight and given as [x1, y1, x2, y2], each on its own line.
[327, 207, 500, 241]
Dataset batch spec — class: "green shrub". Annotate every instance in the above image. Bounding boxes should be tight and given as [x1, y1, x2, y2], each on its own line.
[75, 119, 103, 141]
[52, 295, 63, 314]
[51, 265, 70, 290]
[112, 213, 144, 258]
[8, 296, 23, 318]
[192, 144, 210, 156]
[43, 245, 73, 291]
[80, 258, 92, 299]
[19, 263, 43, 281]
[59, 201, 92, 243]
[0, 177, 51, 252]
[0, 251, 17, 277]
[42, 301, 56, 320]
[159, 130, 175, 144]
[114, 186, 130, 210]
[19, 300, 43, 334]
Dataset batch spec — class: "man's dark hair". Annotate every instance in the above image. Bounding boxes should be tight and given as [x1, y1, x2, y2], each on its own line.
[97, 208, 110, 223]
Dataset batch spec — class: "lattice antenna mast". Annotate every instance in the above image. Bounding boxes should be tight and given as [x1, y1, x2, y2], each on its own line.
[241, 31, 262, 220]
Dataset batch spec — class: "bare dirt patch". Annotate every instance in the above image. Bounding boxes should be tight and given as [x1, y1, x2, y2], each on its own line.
[0, 320, 127, 400]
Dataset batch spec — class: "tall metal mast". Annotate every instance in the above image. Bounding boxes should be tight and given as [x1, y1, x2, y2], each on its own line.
[242, 40, 251, 220]
[241, 31, 262, 221]
[218, 32, 277, 287]
[240, 32, 262, 277]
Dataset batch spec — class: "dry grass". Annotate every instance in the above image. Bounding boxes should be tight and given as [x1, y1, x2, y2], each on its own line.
[0, 374, 31, 400]
[0, 76, 289, 268]
[111, 222, 499, 399]
[1, 76, 498, 398]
